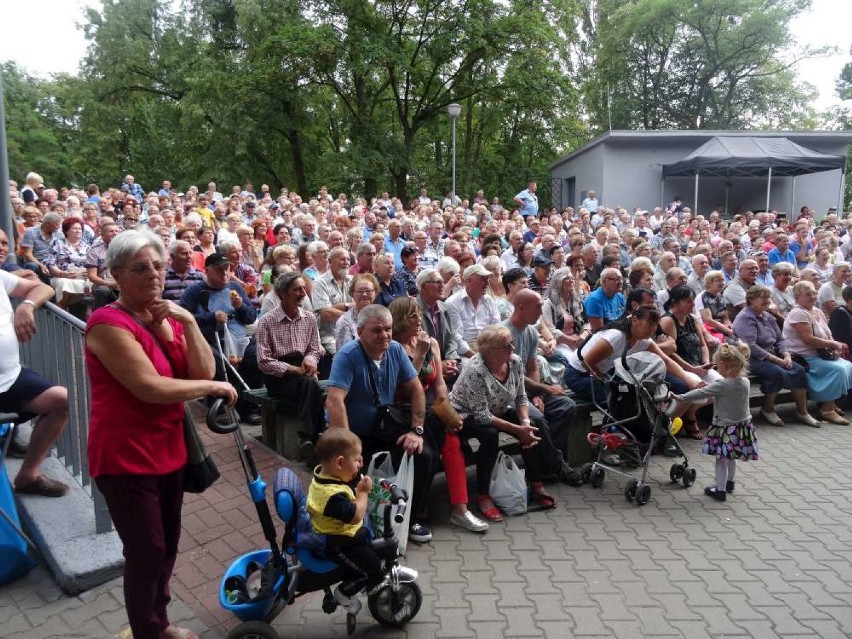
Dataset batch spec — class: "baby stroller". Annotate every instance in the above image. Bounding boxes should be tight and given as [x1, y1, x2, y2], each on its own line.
[580, 351, 696, 506]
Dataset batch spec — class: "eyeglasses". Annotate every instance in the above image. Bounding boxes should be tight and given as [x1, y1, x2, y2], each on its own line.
[126, 262, 166, 274]
[422, 280, 443, 286]
[124, 217, 138, 222]
[354, 289, 375, 296]
[501, 342, 515, 351]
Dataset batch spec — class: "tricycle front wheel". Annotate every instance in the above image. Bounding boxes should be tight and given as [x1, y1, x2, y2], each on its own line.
[368, 582, 423, 627]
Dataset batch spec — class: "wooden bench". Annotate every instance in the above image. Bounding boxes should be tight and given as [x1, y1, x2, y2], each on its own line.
[243, 387, 324, 460]
[244, 386, 598, 466]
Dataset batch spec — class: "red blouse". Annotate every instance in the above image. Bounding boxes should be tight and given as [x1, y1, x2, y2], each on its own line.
[85, 306, 189, 477]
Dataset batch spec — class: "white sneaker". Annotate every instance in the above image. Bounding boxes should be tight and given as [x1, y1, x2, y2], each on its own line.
[333, 586, 362, 614]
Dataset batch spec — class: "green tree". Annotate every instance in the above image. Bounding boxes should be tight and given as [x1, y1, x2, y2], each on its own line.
[577, 0, 819, 132]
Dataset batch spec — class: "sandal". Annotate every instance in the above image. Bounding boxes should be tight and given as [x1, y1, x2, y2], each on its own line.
[528, 482, 556, 510]
[821, 410, 850, 425]
[684, 419, 703, 440]
[475, 495, 504, 522]
[14, 474, 70, 498]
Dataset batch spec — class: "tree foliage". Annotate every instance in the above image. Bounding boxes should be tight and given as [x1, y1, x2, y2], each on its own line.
[1, 0, 838, 204]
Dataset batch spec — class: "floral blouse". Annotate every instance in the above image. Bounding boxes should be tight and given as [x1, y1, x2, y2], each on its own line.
[449, 353, 528, 426]
[44, 238, 90, 272]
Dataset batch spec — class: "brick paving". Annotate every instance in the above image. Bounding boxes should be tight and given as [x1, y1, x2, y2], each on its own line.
[4, 404, 852, 639]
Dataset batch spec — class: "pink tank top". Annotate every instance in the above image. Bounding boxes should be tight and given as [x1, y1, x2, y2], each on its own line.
[85, 306, 189, 477]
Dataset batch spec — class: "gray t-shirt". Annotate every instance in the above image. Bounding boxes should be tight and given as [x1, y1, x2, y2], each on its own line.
[677, 376, 751, 425]
[502, 319, 538, 367]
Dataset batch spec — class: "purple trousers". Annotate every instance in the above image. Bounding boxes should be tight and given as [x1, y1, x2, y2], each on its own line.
[96, 469, 184, 639]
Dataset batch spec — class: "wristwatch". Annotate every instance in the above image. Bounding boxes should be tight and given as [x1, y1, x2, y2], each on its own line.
[412, 425, 424, 436]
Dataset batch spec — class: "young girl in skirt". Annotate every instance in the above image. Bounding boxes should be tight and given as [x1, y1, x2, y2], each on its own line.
[668, 342, 757, 502]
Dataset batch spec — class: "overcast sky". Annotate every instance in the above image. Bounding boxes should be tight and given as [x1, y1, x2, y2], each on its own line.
[1, 0, 850, 112]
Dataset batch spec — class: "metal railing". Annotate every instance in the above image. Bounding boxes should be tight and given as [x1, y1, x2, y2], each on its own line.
[17, 302, 113, 533]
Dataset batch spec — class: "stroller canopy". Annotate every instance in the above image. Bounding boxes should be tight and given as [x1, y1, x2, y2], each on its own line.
[613, 351, 667, 386]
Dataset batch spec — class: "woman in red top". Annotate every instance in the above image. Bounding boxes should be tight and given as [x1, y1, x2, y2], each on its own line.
[85, 230, 237, 639]
[389, 297, 489, 534]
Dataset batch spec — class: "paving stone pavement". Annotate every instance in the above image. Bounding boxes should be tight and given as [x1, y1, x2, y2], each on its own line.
[4, 404, 852, 639]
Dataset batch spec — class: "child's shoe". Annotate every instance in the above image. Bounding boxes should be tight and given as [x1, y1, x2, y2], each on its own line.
[726, 480, 735, 493]
[704, 486, 727, 502]
[333, 586, 362, 615]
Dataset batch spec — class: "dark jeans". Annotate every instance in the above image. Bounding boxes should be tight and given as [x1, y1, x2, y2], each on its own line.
[358, 430, 437, 522]
[92, 284, 118, 310]
[96, 469, 184, 639]
[325, 528, 384, 597]
[749, 356, 807, 394]
[265, 373, 325, 440]
[530, 393, 577, 457]
[563, 365, 608, 408]
[460, 408, 563, 495]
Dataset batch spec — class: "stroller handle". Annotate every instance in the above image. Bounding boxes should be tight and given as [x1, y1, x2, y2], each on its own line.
[206, 398, 242, 434]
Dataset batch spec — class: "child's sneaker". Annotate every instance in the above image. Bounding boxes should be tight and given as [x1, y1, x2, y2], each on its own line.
[333, 586, 362, 615]
[726, 480, 735, 493]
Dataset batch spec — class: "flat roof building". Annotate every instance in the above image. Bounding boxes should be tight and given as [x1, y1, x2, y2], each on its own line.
[549, 130, 852, 217]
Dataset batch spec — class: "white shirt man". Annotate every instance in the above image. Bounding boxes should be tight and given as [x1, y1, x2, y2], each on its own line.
[445, 264, 500, 357]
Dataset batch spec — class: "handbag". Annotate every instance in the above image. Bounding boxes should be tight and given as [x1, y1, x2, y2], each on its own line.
[431, 396, 462, 431]
[360, 344, 411, 442]
[181, 404, 221, 493]
[489, 451, 527, 516]
[812, 321, 839, 361]
[109, 303, 220, 493]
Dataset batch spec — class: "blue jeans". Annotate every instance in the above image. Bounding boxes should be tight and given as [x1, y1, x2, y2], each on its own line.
[563, 365, 608, 408]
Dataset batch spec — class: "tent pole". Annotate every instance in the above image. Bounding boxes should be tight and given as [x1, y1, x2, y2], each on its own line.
[765, 166, 772, 212]
[694, 172, 699, 214]
[725, 183, 729, 217]
[791, 176, 797, 219]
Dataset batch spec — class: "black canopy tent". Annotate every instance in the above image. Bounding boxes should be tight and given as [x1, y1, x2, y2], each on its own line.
[662, 136, 847, 214]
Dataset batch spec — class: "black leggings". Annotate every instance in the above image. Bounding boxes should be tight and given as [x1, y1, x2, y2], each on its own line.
[326, 529, 384, 597]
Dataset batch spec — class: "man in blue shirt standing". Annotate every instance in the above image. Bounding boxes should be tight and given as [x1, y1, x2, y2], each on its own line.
[584, 267, 626, 332]
[581, 189, 599, 213]
[513, 181, 538, 218]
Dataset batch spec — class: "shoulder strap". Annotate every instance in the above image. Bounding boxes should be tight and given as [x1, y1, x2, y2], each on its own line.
[358, 342, 382, 408]
[108, 303, 175, 372]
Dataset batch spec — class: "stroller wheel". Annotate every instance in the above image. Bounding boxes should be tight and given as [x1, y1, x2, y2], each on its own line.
[590, 467, 605, 489]
[635, 485, 652, 506]
[669, 464, 684, 483]
[624, 479, 639, 502]
[227, 620, 280, 639]
[580, 463, 593, 484]
[682, 467, 697, 488]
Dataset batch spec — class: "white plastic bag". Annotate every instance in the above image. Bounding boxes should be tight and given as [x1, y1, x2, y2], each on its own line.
[489, 451, 527, 516]
[366, 451, 414, 554]
[222, 324, 249, 366]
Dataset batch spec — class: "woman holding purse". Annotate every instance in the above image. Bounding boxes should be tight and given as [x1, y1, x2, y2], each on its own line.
[85, 230, 238, 639]
[389, 297, 489, 533]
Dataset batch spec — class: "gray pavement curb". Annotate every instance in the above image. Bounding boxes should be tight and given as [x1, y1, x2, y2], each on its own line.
[6, 454, 123, 595]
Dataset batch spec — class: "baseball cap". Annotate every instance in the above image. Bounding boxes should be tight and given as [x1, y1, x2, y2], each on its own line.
[533, 253, 553, 268]
[205, 252, 230, 268]
[463, 263, 491, 279]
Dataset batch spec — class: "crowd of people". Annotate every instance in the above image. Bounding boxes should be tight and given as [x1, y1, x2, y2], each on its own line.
[5, 171, 852, 639]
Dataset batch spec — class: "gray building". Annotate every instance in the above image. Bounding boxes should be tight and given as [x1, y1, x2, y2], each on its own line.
[549, 130, 852, 217]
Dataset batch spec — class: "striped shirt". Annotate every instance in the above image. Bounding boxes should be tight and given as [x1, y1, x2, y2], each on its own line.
[163, 265, 204, 301]
[256, 305, 322, 377]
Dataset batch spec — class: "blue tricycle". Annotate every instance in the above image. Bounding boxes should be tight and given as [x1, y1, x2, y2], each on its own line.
[206, 393, 422, 639]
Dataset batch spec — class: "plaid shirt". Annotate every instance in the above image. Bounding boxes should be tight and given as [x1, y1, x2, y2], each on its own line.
[85, 242, 109, 278]
[256, 305, 322, 377]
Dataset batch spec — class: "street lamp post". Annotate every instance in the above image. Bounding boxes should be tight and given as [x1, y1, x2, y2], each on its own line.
[447, 103, 461, 205]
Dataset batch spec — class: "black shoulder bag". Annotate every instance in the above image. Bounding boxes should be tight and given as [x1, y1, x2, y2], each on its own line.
[109, 304, 220, 493]
[359, 343, 411, 443]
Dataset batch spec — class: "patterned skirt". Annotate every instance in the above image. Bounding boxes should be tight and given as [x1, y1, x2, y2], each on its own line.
[701, 418, 759, 461]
